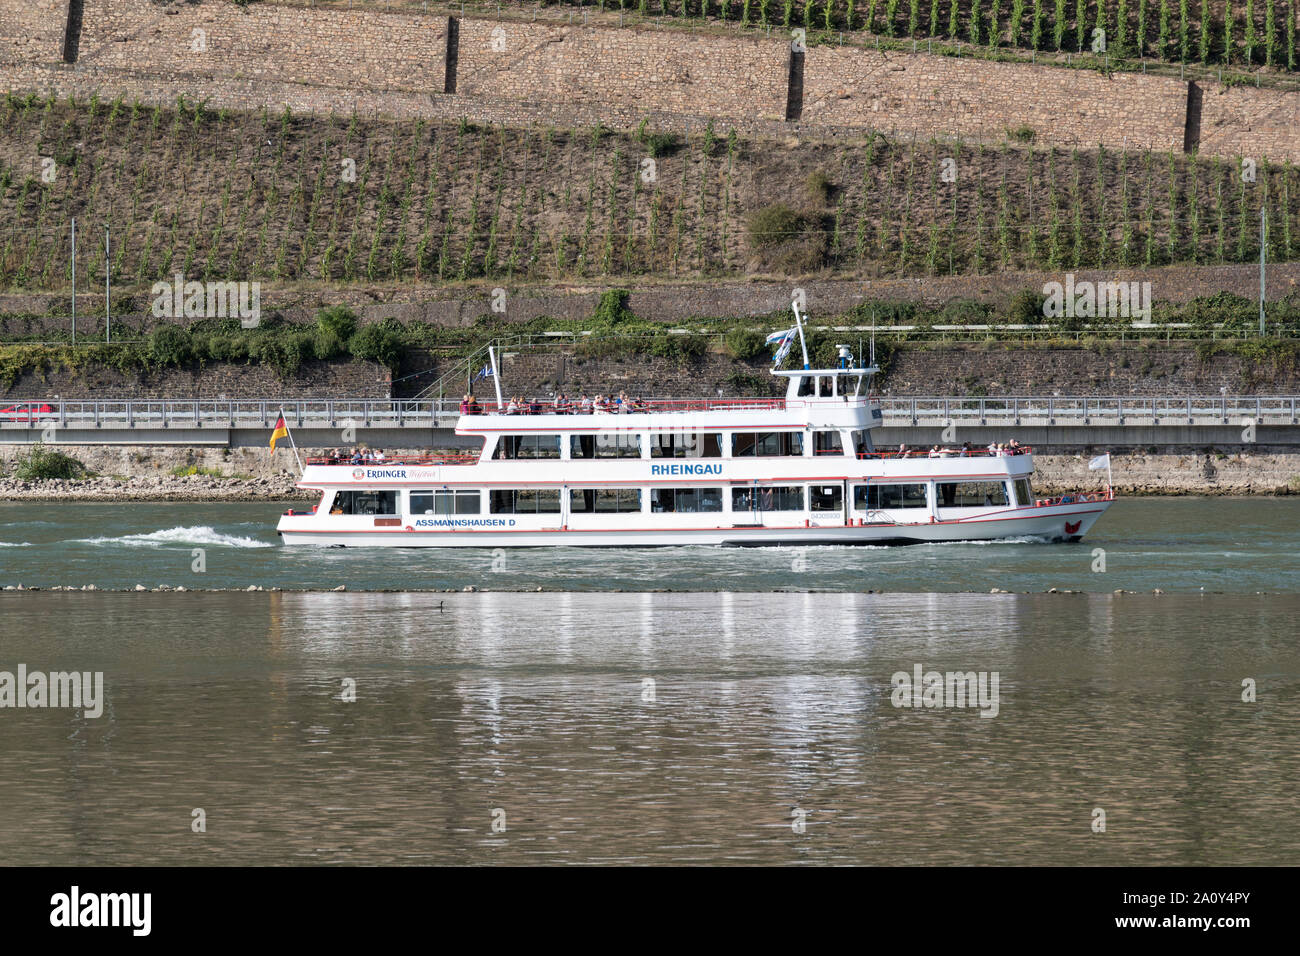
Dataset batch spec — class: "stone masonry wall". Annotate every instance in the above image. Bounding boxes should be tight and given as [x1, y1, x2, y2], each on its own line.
[454, 18, 788, 122]
[1196, 83, 1300, 161]
[801, 47, 1190, 153]
[0, 0, 66, 65]
[77, 0, 446, 96]
[1, 357, 392, 400]
[2, 1, 1298, 162]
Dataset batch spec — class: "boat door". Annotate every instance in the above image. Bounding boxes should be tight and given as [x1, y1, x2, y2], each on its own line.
[806, 481, 846, 528]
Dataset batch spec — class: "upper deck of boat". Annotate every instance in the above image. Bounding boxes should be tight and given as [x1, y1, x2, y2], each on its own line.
[302, 446, 1033, 468]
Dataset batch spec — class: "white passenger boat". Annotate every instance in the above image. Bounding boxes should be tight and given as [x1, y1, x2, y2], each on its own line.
[276, 318, 1113, 548]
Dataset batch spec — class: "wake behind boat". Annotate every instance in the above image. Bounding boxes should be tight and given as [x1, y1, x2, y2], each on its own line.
[276, 308, 1113, 548]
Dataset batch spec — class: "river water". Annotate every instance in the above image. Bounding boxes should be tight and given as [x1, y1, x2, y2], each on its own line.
[0, 498, 1297, 865]
[1, 497, 1299, 592]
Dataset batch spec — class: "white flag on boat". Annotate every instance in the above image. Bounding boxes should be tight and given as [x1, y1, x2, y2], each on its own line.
[772, 329, 797, 365]
[1088, 453, 1111, 471]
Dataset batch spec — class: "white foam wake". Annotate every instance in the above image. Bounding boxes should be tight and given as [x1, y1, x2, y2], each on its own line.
[74, 526, 272, 549]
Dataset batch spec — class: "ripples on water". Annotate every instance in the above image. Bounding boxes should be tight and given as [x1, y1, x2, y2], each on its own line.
[0, 590, 1296, 865]
[1, 498, 1299, 593]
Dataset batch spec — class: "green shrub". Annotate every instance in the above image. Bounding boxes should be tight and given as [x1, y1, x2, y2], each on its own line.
[311, 329, 346, 360]
[723, 327, 769, 360]
[747, 204, 829, 274]
[148, 324, 192, 365]
[939, 299, 993, 323]
[1005, 288, 1047, 322]
[805, 170, 833, 206]
[12, 442, 88, 481]
[252, 333, 308, 377]
[315, 304, 358, 342]
[747, 203, 807, 249]
[347, 324, 403, 369]
[591, 289, 637, 326]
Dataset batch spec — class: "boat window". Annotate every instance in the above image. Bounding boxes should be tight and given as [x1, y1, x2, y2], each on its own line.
[849, 429, 871, 457]
[854, 483, 928, 510]
[837, 374, 858, 397]
[1013, 478, 1033, 506]
[570, 433, 642, 459]
[935, 481, 1010, 508]
[812, 431, 843, 456]
[797, 376, 815, 397]
[650, 487, 723, 513]
[818, 376, 833, 397]
[410, 490, 480, 515]
[650, 432, 722, 458]
[569, 488, 643, 513]
[332, 490, 398, 516]
[731, 485, 804, 513]
[488, 489, 563, 514]
[494, 434, 562, 459]
[731, 432, 804, 457]
[809, 485, 843, 511]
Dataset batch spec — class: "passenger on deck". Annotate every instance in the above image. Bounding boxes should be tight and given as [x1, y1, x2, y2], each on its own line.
[960, 441, 972, 457]
[373, 448, 386, 462]
[928, 445, 941, 458]
[579, 393, 592, 413]
[897, 444, 909, 458]
[554, 393, 570, 414]
[528, 397, 541, 415]
[506, 396, 519, 415]
[351, 447, 364, 465]
[460, 394, 472, 415]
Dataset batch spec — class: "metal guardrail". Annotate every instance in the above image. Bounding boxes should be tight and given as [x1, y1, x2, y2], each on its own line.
[1, 396, 1297, 431]
[881, 396, 1300, 427]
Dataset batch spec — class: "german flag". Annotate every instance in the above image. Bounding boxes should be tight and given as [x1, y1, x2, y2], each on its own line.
[269, 413, 289, 452]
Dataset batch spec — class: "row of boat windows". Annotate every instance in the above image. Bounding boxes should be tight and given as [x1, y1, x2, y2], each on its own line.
[495, 431, 854, 459]
[329, 479, 1032, 516]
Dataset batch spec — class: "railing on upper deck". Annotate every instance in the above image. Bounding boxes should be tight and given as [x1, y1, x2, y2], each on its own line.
[856, 446, 1034, 459]
[473, 396, 795, 415]
[304, 452, 479, 467]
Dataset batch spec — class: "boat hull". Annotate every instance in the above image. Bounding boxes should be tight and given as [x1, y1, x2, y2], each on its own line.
[277, 500, 1111, 548]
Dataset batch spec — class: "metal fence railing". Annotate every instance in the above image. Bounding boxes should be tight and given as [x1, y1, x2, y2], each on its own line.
[2, 396, 1296, 430]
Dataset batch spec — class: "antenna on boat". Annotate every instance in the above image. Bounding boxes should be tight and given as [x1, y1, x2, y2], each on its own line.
[488, 344, 503, 410]
[870, 312, 876, 368]
[790, 299, 811, 370]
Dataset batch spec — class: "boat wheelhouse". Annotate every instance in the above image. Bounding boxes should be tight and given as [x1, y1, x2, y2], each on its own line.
[277, 329, 1113, 548]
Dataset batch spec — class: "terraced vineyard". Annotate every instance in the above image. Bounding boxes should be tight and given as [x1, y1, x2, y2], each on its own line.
[1, 95, 1297, 292]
